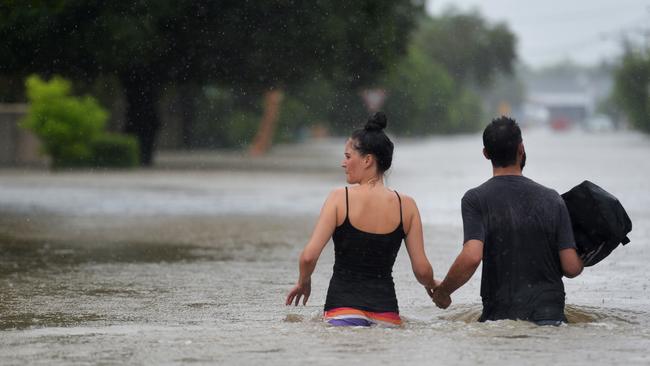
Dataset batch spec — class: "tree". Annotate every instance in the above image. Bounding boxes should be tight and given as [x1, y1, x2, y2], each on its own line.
[614, 50, 650, 132]
[1, 1, 423, 164]
[199, 1, 423, 155]
[374, 10, 517, 135]
[381, 46, 455, 135]
[413, 8, 516, 88]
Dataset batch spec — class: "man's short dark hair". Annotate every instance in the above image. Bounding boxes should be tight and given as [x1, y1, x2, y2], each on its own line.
[483, 116, 522, 168]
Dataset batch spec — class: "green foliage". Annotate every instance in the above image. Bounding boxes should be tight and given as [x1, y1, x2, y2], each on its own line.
[20, 74, 138, 168]
[446, 89, 484, 133]
[183, 7, 512, 142]
[381, 46, 485, 135]
[202, 0, 423, 90]
[323, 9, 515, 137]
[382, 47, 455, 135]
[275, 96, 312, 143]
[614, 51, 650, 132]
[273, 79, 339, 142]
[91, 133, 140, 168]
[21, 75, 107, 168]
[326, 87, 369, 135]
[192, 81, 345, 148]
[378, 9, 515, 134]
[413, 9, 516, 88]
[1, 1, 424, 162]
[225, 111, 260, 149]
[5, 2, 513, 153]
[187, 87, 260, 149]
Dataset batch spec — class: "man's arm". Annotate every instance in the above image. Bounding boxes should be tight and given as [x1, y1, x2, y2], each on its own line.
[432, 240, 483, 308]
[559, 248, 583, 278]
[556, 194, 583, 278]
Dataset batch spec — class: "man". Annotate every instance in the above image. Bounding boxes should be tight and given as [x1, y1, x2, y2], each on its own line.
[431, 116, 583, 325]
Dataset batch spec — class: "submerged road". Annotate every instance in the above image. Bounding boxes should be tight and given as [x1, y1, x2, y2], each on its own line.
[0, 129, 649, 365]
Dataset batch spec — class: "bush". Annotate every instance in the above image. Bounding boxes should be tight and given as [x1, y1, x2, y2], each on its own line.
[190, 87, 265, 149]
[275, 96, 312, 143]
[21, 75, 107, 168]
[20, 74, 138, 168]
[224, 110, 260, 148]
[91, 133, 140, 168]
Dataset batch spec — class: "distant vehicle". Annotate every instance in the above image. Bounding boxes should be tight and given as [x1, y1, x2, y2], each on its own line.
[583, 115, 615, 132]
[550, 117, 572, 131]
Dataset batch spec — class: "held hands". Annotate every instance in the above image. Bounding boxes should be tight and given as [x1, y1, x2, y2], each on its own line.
[426, 279, 452, 309]
[285, 280, 312, 306]
[425, 279, 441, 299]
[431, 288, 452, 309]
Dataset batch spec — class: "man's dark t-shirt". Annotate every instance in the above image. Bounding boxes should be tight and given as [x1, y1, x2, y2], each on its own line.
[462, 175, 576, 322]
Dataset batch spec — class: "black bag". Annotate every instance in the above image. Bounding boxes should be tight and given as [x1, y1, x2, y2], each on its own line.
[561, 181, 632, 267]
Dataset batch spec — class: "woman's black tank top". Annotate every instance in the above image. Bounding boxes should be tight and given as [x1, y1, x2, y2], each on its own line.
[323, 187, 406, 313]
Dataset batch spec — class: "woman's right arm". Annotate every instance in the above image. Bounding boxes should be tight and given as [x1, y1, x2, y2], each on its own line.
[285, 189, 340, 306]
[402, 196, 436, 293]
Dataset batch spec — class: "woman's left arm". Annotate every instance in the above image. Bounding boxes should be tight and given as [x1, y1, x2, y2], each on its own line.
[285, 189, 339, 306]
[402, 196, 437, 294]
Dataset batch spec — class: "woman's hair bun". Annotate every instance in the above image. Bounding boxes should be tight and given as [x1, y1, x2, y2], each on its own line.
[364, 112, 387, 132]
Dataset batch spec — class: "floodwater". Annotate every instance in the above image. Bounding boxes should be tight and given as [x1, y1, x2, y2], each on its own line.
[0, 129, 649, 365]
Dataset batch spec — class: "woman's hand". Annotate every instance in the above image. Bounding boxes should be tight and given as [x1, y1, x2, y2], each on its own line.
[285, 281, 312, 306]
[425, 279, 441, 299]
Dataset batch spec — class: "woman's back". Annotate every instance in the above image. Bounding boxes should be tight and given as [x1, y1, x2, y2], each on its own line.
[325, 186, 405, 313]
[337, 186, 403, 234]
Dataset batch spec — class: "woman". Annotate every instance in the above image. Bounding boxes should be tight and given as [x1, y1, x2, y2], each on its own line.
[285, 112, 437, 327]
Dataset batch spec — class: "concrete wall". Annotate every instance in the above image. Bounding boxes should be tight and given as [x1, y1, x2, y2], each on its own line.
[0, 104, 47, 167]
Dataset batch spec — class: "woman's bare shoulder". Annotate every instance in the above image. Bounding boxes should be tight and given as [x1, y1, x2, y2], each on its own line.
[328, 187, 347, 197]
[393, 191, 421, 220]
[324, 187, 347, 205]
[394, 190, 417, 207]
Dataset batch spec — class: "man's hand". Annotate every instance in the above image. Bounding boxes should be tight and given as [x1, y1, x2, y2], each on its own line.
[431, 287, 451, 309]
[429, 240, 483, 310]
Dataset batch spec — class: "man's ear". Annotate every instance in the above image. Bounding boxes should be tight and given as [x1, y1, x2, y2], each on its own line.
[518, 143, 525, 156]
[483, 148, 490, 160]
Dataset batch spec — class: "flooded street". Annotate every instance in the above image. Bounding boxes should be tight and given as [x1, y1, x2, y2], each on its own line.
[1, 129, 649, 365]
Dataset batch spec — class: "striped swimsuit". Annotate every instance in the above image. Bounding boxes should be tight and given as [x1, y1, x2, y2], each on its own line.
[323, 187, 405, 327]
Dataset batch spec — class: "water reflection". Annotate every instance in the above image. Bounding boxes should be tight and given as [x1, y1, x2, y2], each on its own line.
[1, 312, 104, 330]
[0, 236, 227, 276]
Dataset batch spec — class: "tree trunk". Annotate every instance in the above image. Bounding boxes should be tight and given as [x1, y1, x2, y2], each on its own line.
[120, 70, 161, 166]
[178, 83, 198, 149]
[249, 89, 284, 157]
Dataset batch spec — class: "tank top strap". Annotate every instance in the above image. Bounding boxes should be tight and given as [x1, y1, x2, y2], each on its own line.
[344, 186, 349, 220]
[394, 191, 403, 225]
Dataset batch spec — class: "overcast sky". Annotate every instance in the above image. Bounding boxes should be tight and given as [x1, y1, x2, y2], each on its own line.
[427, 0, 650, 68]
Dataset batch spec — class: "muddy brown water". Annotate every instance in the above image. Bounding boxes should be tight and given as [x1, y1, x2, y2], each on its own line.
[1, 129, 649, 365]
